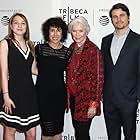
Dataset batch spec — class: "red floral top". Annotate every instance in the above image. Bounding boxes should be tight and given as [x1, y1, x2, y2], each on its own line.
[66, 37, 104, 121]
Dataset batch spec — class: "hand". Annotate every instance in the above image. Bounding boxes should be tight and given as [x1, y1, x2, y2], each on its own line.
[87, 107, 96, 118]
[3, 94, 16, 114]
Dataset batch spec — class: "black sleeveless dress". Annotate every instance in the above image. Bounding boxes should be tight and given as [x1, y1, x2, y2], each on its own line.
[0, 39, 40, 131]
[35, 43, 71, 136]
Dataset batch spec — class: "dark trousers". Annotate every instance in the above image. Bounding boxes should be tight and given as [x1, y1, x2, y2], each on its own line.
[70, 95, 92, 140]
[103, 99, 138, 140]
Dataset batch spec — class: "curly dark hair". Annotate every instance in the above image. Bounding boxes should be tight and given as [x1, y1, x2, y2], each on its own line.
[109, 3, 130, 18]
[42, 17, 68, 42]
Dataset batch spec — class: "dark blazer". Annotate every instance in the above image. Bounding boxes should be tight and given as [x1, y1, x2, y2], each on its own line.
[101, 30, 140, 106]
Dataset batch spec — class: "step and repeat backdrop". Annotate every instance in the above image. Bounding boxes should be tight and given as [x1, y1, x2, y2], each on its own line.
[0, 0, 140, 139]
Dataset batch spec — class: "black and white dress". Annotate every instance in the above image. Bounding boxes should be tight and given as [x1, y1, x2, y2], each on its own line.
[35, 43, 71, 136]
[0, 39, 40, 131]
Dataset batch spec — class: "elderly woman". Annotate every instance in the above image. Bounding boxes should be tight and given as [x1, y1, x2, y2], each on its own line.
[66, 16, 104, 140]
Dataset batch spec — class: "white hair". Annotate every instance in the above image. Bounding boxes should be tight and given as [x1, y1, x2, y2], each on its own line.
[68, 16, 90, 34]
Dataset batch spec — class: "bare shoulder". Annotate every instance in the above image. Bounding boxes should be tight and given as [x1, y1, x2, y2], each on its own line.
[0, 39, 8, 50]
[0, 39, 8, 46]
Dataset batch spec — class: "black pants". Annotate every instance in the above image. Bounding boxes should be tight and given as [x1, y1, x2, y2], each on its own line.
[103, 99, 138, 140]
[70, 95, 92, 140]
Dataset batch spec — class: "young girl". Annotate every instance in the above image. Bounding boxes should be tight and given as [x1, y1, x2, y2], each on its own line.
[0, 13, 40, 140]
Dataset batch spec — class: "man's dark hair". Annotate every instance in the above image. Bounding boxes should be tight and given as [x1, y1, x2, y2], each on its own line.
[109, 3, 130, 18]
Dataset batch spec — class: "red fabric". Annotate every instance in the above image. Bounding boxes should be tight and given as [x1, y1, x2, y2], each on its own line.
[67, 52, 81, 95]
[66, 37, 104, 121]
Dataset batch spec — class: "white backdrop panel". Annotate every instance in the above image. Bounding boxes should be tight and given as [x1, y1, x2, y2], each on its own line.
[0, 0, 140, 140]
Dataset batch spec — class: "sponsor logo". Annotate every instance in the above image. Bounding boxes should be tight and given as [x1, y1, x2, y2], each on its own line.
[136, 108, 139, 124]
[98, 9, 110, 26]
[0, 9, 23, 26]
[32, 40, 45, 46]
[1, 15, 10, 26]
[99, 15, 109, 26]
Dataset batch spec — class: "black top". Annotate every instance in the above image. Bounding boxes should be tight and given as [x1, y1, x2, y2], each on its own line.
[35, 43, 71, 121]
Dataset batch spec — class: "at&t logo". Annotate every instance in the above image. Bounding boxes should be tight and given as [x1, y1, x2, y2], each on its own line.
[1, 15, 10, 26]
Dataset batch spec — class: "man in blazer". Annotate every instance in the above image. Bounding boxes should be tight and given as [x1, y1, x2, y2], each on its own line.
[101, 3, 140, 140]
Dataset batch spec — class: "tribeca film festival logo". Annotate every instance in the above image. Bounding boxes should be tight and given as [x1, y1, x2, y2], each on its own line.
[0, 9, 23, 26]
[63, 134, 75, 140]
[59, 7, 88, 24]
[99, 9, 110, 26]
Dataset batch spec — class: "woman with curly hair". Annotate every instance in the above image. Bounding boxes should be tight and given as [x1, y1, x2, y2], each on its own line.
[35, 17, 71, 140]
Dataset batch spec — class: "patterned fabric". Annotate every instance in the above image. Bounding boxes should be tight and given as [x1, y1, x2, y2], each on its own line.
[66, 37, 104, 121]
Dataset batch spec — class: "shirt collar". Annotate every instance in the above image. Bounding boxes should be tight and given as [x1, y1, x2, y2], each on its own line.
[113, 28, 130, 38]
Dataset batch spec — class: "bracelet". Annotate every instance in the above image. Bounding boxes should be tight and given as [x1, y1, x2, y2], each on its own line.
[3, 92, 9, 94]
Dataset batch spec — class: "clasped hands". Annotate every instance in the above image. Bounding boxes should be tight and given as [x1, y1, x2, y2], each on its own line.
[87, 106, 96, 118]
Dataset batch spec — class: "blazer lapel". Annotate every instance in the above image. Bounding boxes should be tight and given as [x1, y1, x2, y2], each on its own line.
[106, 34, 114, 66]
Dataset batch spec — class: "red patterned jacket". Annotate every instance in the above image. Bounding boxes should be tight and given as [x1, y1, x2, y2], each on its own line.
[66, 37, 104, 121]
